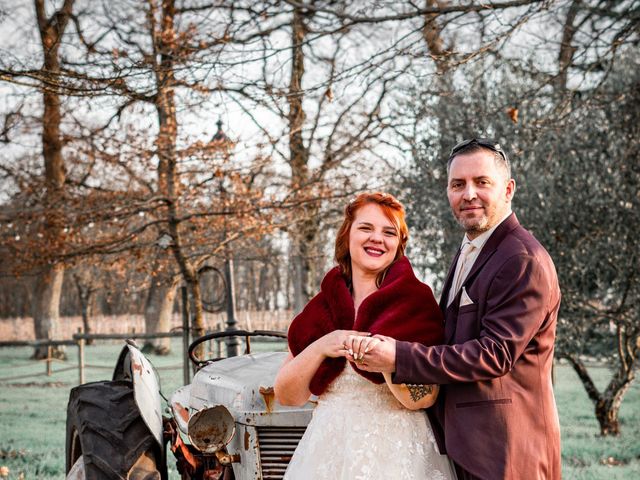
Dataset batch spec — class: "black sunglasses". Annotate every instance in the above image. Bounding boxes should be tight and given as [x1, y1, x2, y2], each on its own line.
[449, 138, 509, 163]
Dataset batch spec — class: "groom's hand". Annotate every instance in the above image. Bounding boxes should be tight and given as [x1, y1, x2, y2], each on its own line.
[358, 334, 396, 373]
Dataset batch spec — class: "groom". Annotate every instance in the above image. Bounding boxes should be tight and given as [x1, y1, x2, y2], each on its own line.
[360, 138, 561, 479]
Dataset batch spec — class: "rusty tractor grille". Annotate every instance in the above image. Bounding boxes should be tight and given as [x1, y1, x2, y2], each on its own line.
[257, 426, 306, 480]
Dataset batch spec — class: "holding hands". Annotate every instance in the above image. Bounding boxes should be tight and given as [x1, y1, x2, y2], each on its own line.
[343, 333, 397, 373]
[343, 334, 437, 410]
[275, 330, 399, 407]
[316, 330, 370, 358]
[343, 333, 381, 361]
[317, 330, 396, 373]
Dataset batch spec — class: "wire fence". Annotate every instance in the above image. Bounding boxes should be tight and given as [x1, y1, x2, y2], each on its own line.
[0, 302, 293, 386]
[0, 333, 185, 384]
[0, 328, 287, 385]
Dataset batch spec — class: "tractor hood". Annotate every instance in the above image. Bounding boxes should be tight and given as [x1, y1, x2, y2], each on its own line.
[186, 351, 313, 427]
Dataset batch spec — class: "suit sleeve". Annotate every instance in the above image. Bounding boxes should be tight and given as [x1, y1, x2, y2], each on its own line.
[394, 253, 556, 384]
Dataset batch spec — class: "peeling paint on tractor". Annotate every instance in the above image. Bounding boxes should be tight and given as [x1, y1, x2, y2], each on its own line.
[259, 386, 275, 413]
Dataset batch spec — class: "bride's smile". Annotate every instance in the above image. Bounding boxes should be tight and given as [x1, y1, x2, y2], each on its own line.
[349, 203, 400, 277]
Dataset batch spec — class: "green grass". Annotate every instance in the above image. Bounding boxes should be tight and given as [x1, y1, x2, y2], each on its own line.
[0, 338, 284, 479]
[0, 341, 638, 479]
[555, 362, 640, 479]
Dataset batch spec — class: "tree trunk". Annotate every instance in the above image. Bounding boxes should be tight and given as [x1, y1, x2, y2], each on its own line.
[595, 398, 621, 436]
[258, 261, 268, 310]
[82, 295, 94, 346]
[73, 274, 95, 345]
[182, 269, 206, 358]
[594, 372, 633, 437]
[288, 6, 315, 313]
[567, 353, 635, 436]
[148, 0, 205, 355]
[291, 250, 306, 314]
[556, 0, 581, 91]
[142, 276, 178, 355]
[291, 217, 319, 313]
[32, 264, 65, 359]
[423, 0, 450, 74]
[248, 262, 258, 311]
[32, 0, 75, 359]
[152, 0, 208, 354]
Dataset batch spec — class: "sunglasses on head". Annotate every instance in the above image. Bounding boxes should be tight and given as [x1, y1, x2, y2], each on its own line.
[449, 138, 508, 163]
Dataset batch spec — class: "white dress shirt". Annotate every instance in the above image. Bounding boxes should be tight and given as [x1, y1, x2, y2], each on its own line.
[447, 211, 512, 306]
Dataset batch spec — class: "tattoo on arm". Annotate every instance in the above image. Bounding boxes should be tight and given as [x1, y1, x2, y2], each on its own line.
[406, 384, 434, 402]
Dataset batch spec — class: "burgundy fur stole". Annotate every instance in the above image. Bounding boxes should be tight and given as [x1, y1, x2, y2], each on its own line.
[287, 256, 444, 396]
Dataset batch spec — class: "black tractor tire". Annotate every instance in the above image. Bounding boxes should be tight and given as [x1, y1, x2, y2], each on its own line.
[66, 380, 165, 480]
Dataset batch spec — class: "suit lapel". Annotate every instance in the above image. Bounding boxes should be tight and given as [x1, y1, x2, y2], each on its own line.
[462, 213, 520, 290]
[443, 213, 520, 344]
[444, 300, 459, 343]
[441, 247, 462, 344]
[439, 247, 462, 312]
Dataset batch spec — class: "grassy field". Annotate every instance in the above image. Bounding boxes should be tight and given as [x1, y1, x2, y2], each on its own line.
[0, 339, 638, 479]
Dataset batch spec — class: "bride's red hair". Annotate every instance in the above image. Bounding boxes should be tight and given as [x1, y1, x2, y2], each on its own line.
[334, 192, 409, 284]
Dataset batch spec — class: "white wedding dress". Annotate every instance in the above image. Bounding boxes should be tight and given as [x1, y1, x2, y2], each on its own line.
[284, 366, 456, 479]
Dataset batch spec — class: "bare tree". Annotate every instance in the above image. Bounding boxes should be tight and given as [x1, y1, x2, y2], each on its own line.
[0, 0, 573, 349]
[29, 0, 76, 359]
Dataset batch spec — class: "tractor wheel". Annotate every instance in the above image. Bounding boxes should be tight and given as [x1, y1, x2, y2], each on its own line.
[66, 380, 165, 480]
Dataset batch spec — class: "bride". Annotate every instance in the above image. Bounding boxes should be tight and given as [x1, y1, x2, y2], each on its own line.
[274, 192, 455, 479]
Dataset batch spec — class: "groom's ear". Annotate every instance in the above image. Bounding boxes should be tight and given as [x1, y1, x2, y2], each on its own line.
[505, 178, 516, 201]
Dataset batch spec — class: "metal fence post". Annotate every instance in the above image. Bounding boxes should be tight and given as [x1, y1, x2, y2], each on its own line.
[181, 286, 191, 385]
[46, 345, 52, 376]
[216, 323, 222, 358]
[78, 328, 85, 385]
[224, 258, 240, 357]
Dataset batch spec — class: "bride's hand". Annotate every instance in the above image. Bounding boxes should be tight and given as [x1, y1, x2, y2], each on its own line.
[347, 334, 396, 373]
[344, 334, 381, 362]
[317, 330, 368, 358]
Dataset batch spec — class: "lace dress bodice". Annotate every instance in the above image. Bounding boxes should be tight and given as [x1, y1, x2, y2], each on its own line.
[283, 366, 455, 480]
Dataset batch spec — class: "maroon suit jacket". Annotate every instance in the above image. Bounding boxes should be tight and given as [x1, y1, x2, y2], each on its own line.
[394, 214, 561, 480]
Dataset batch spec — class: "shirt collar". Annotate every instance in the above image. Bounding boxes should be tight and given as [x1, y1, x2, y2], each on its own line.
[460, 210, 512, 251]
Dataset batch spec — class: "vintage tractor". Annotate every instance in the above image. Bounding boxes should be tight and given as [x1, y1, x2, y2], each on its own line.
[65, 330, 313, 479]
